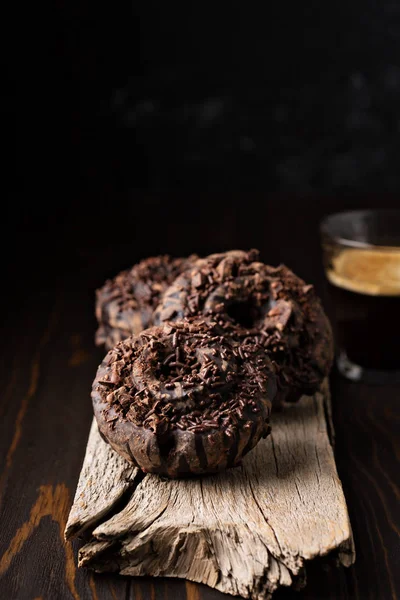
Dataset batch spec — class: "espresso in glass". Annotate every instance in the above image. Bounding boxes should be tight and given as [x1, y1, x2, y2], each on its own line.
[321, 210, 400, 383]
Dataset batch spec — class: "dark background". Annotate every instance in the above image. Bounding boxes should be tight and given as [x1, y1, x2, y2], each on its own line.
[14, 1, 400, 194]
[10, 1, 400, 279]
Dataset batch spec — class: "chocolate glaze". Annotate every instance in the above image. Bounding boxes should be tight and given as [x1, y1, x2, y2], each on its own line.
[92, 319, 276, 477]
[154, 250, 333, 403]
[95, 255, 197, 349]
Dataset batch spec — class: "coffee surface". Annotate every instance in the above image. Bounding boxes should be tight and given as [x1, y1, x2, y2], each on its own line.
[327, 248, 400, 296]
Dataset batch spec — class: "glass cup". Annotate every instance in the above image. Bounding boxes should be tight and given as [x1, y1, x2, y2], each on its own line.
[320, 209, 400, 384]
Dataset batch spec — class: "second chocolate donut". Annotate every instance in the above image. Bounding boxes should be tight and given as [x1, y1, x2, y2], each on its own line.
[154, 249, 334, 403]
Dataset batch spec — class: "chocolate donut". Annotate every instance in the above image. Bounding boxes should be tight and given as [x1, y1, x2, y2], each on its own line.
[95, 255, 197, 349]
[92, 319, 276, 477]
[154, 250, 333, 402]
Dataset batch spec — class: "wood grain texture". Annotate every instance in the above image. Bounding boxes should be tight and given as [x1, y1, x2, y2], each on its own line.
[66, 382, 355, 599]
[0, 483, 79, 600]
[65, 419, 139, 540]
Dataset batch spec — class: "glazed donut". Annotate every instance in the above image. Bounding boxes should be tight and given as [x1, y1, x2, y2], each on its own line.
[95, 255, 197, 349]
[154, 250, 333, 402]
[92, 319, 276, 477]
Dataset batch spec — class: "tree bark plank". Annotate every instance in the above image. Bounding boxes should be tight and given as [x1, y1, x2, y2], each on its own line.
[65, 381, 355, 599]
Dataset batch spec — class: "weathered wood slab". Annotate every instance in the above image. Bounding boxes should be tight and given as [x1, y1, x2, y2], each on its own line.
[65, 381, 355, 599]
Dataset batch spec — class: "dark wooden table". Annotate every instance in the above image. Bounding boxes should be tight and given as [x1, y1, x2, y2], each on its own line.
[1, 194, 399, 599]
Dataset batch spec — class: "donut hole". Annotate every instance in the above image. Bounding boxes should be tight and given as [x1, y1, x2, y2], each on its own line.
[154, 346, 192, 382]
[226, 299, 262, 329]
[155, 361, 181, 382]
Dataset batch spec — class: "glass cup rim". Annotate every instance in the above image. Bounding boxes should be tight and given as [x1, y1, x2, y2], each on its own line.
[320, 208, 400, 250]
